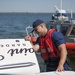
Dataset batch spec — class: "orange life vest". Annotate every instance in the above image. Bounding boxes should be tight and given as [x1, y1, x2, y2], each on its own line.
[39, 29, 60, 60]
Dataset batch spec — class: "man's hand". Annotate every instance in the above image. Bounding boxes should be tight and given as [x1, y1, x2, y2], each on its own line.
[24, 36, 32, 42]
[56, 64, 64, 72]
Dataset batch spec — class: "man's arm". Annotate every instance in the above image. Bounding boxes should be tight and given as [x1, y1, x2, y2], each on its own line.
[52, 31, 67, 72]
[56, 43, 67, 72]
[31, 44, 40, 52]
[24, 36, 40, 52]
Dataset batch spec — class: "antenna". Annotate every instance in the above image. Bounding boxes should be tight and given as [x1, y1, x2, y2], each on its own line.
[60, 0, 62, 17]
[60, 0, 62, 10]
[71, 10, 73, 21]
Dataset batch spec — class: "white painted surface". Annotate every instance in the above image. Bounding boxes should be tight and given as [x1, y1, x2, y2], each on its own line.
[0, 39, 75, 75]
[0, 39, 40, 74]
[38, 71, 75, 75]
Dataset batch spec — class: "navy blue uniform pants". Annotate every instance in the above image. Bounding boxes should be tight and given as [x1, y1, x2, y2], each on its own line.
[45, 58, 72, 72]
[46, 62, 72, 72]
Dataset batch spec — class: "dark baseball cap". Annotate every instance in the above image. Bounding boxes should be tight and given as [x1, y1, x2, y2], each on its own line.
[32, 19, 44, 31]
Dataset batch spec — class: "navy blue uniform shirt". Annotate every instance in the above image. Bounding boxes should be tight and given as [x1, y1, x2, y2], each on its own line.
[35, 31, 66, 47]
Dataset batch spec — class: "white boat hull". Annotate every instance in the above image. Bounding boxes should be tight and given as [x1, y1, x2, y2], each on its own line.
[37, 71, 75, 75]
[0, 39, 74, 75]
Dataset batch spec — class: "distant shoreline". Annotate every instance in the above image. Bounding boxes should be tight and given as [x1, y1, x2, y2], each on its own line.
[0, 12, 75, 14]
[0, 12, 51, 14]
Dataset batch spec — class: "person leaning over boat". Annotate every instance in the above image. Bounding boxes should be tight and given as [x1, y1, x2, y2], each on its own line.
[24, 19, 72, 72]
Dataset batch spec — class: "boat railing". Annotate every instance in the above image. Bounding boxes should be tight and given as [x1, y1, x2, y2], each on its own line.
[26, 25, 33, 36]
[26, 25, 38, 39]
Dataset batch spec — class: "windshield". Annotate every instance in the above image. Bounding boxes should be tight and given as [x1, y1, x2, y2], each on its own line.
[55, 13, 67, 17]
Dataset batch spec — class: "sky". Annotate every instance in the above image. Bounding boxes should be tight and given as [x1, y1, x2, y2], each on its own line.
[0, 0, 74, 13]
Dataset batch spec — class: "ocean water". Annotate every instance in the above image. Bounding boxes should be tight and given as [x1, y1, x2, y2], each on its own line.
[0, 13, 75, 72]
[0, 13, 52, 39]
[0, 13, 75, 39]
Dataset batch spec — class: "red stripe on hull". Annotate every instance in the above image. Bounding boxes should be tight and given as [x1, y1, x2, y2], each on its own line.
[66, 43, 75, 56]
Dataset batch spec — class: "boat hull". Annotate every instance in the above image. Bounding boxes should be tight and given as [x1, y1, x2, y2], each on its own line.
[66, 43, 75, 56]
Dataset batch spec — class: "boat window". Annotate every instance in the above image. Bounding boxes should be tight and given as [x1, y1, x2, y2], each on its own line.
[46, 24, 55, 30]
[56, 25, 61, 32]
[70, 26, 75, 35]
[55, 24, 69, 36]
[62, 13, 67, 16]
[55, 13, 67, 17]
[50, 25, 55, 29]
[61, 25, 69, 36]
[55, 13, 60, 17]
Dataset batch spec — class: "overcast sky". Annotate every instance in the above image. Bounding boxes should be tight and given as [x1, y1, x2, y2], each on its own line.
[0, 0, 74, 13]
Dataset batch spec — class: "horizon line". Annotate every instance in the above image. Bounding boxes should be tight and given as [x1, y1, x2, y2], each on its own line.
[0, 11, 75, 14]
